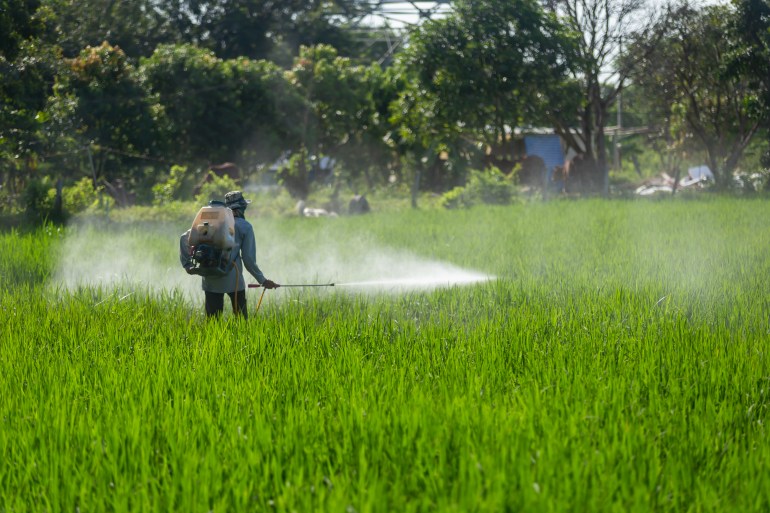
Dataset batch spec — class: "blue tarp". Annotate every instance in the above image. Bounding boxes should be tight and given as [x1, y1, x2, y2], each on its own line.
[524, 135, 564, 178]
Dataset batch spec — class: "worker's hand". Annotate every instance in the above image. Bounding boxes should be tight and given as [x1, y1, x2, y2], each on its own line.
[184, 264, 196, 275]
[262, 279, 280, 289]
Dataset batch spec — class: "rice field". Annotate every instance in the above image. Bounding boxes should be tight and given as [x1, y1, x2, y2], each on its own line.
[1, 198, 769, 512]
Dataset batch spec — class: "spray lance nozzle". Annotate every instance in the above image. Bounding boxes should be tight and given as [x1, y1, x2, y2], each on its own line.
[248, 282, 335, 314]
[248, 283, 335, 288]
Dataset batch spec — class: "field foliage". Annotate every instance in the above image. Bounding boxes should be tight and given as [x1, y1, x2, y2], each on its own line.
[1, 198, 769, 512]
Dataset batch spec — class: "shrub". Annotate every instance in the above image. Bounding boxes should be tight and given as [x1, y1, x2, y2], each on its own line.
[0, 184, 20, 215]
[63, 177, 102, 214]
[152, 165, 191, 205]
[439, 186, 471, 210]
[194, 172, 240, 204]
[439, 167, 515, 209]
[22, 177, 56, 223]
[471, 167, 515, 205]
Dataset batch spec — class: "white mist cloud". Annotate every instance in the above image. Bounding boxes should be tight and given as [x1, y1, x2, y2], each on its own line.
[274, 244, 491, 293]
[51, 222, 202, 302]
[51, 218, 493, 301]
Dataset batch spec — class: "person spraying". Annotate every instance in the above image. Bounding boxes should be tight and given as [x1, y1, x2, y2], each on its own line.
[180, 190, 279, 318]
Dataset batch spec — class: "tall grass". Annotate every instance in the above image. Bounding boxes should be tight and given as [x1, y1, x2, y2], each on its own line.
[1, 198, 769, 512]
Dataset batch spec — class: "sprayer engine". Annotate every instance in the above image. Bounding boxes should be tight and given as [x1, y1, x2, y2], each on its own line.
[189, 243, 232, 276]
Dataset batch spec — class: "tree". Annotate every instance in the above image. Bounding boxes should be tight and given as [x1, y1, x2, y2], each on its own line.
[141, 44, 304, 171]
[1, 1, 60, 198]
[548, 0, 666, 194]
[147, 0, 368, 64]
[42, 0, 378, 64]
[629, 2, 763, 188]
[44, 0, 171, 58]
[1, 42, 61, 189]
[393, 0, 574, 191]
[1, 0, 48, 61]
[734, 0, 770, 104]
[733, 0, 770, 174]
[287, 45, 393, 191]
[46, 42, 164, 189]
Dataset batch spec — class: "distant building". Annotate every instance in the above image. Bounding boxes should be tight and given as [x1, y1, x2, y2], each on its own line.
[523, 133, 566, 182]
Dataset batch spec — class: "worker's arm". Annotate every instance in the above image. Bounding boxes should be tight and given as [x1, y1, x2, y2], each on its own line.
[179, 230, 194, 271]
[240, 223, 267, 285]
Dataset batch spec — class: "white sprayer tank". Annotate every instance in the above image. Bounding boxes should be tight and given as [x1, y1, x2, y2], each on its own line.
[188, 202, 235, 249]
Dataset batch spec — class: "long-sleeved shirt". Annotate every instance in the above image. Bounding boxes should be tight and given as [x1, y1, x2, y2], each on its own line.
[180, 216, 266, 293]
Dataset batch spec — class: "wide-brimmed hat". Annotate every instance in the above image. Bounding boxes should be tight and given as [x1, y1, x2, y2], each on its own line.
[225, 190, 251, 210]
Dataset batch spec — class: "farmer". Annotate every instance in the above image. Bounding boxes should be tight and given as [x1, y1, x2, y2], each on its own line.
[180, 190, 279, 318]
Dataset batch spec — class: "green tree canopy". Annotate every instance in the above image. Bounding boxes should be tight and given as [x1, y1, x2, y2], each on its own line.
[44, 0, 171, 58]
[394, 0, 574, 183]
[45, 42, 164, 185]
[44, 0, 378, 63]
[281, 45, 396, 195]
[733, 0, 770, 170]
[1, 0, 60, 195]
[547, 0, 666, 194]
[1, 0, 48, 60]
[629, 2, 763, 187]
[141, 44, 304, 169]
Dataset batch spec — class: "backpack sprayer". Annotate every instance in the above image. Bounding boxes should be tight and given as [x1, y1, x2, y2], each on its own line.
[186, 200, 236, 276]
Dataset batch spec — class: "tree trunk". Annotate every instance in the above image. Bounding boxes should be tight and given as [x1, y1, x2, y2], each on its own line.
[591, 86, 609, 197]
[671, 165, 682, 196]
[706, 151, 723, 190]
[723, 123, 760, 179]
[53, 178, 64, 222]
[411, 168, 421, 209]
[595, 126, 609, 197]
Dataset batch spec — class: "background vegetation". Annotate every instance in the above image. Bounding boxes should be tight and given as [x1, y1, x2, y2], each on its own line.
[2, 0, 770, 224]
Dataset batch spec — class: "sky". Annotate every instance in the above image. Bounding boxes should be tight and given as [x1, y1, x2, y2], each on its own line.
[359, 0, 729, 29]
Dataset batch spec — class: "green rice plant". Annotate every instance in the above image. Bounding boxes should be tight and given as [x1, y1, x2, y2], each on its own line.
[0, 224, 61, 290]
[1, 198, 769, 512]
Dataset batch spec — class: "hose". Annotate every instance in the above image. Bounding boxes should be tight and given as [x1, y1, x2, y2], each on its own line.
[234, 258, 241, 315]
[255, 287, 267, 314]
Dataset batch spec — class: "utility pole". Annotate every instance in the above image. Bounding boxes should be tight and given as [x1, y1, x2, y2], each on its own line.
[614, 87, 622, 170]
[613, 35, 623, 171]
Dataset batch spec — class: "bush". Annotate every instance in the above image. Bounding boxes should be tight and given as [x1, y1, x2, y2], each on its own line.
[194, 172, 240, 205]
[152, 165, 191, 205]
[439, 167, 515, 209]
[472, 168, 516, 205]
[439, 186, 471, 210]
[0, 185, 20, 215]
[22, 177, 56, 223]
[63, 177, 102, 214]
[731, 170, 770, 194]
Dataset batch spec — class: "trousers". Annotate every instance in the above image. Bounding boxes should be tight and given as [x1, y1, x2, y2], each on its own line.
[205, 290, 247, 318]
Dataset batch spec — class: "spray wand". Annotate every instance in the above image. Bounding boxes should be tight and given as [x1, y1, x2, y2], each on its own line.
[247, 283, 335, 288]
[248, 282, 335, 314]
